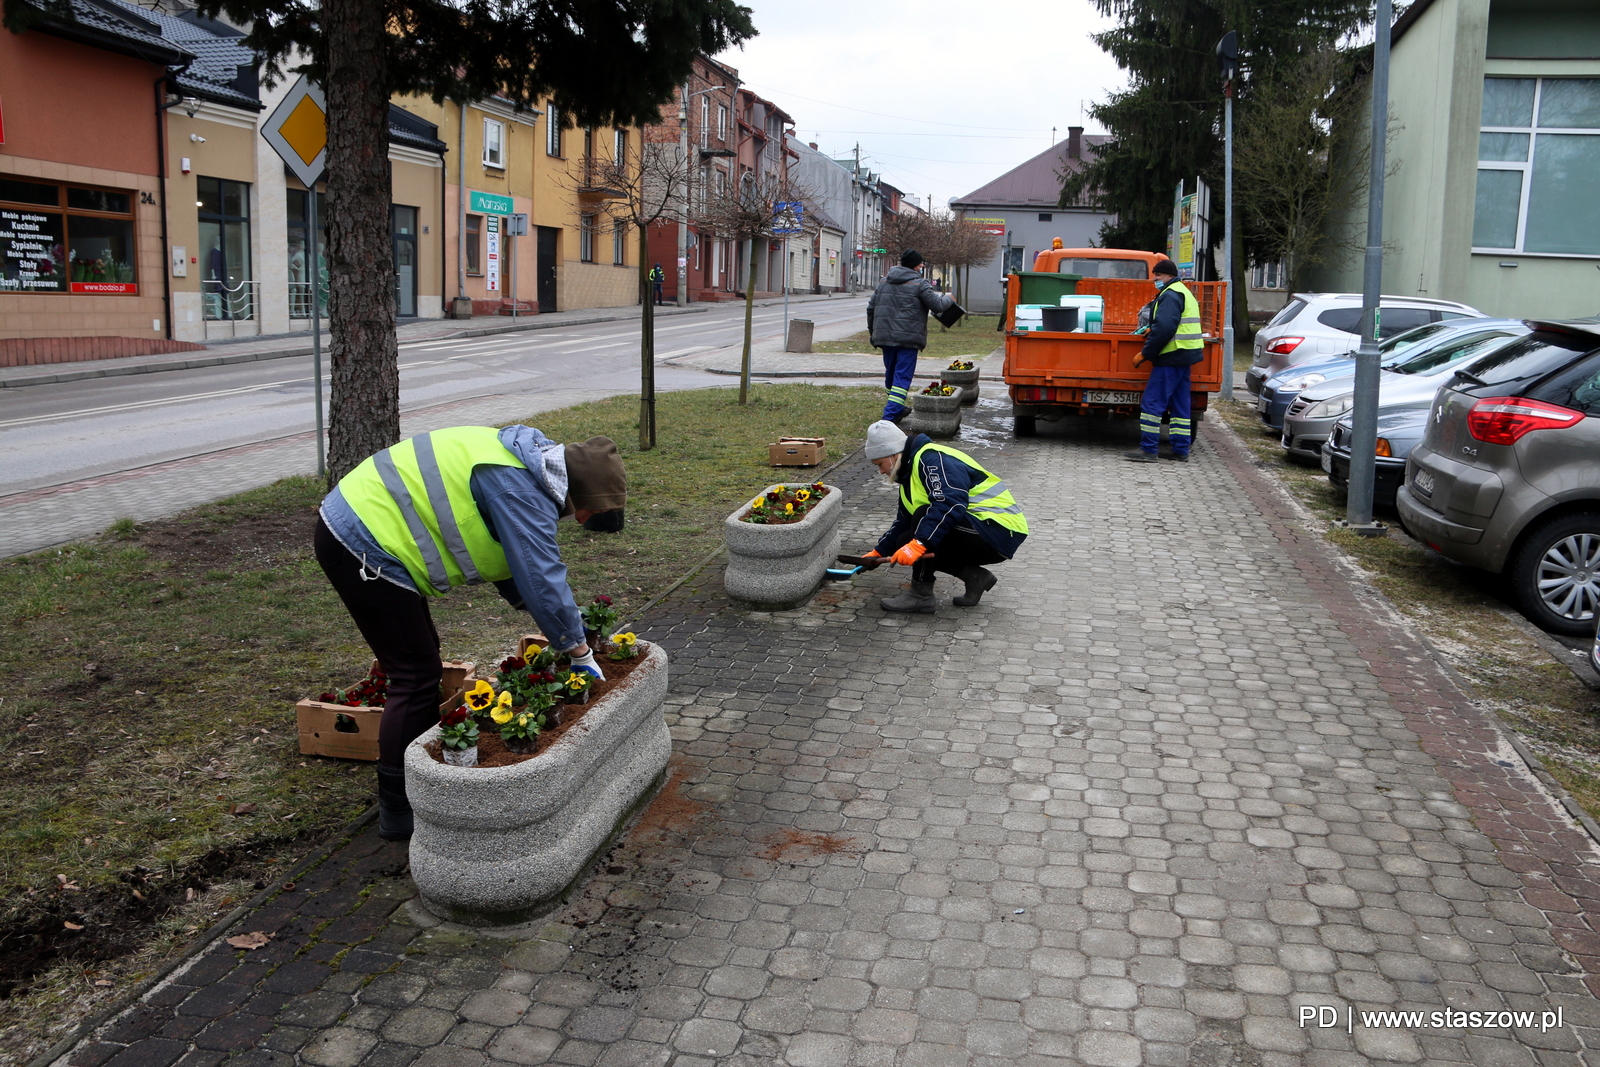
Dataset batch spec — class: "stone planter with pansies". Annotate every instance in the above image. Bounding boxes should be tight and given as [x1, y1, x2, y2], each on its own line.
[724, 482, 842, 610]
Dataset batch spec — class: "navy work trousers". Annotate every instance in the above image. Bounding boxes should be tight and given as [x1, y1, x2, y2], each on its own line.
[881, 345, 919, 420]
[1138, 363, 1193, 456]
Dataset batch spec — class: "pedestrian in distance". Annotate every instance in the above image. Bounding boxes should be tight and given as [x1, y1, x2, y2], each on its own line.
[313, 426, 627, 840]
[858, 420, 1029, 613]
[1125, 257, 1204, 463]
[649, 263, 665, 305]
[868, 249, 956, 423]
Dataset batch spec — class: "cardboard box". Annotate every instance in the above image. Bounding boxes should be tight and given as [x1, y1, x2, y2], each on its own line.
[769, 437, 826, 467]
[296, 660, 474, 761]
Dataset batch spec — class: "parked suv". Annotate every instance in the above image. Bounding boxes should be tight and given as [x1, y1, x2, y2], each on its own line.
[1397, 321, 1600, 635]
[1246, 294, 1485, 396]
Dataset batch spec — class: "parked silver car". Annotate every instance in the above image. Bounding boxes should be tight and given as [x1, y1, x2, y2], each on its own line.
[1245, 293, 1485, 396]
[1322, 406, 1429, 508]
[1278, 322, 1529, 462]
[1397, 321, 1600, 635]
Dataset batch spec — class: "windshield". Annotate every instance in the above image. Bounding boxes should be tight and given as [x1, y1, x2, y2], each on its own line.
[1057, 258, 1148, 279]
[1378, 322, 1449, 358]
[1391, 331, 1516, 375]
[1455, 332, 1597, 388]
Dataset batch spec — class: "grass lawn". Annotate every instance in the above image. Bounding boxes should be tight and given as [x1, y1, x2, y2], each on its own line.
[813, 314, 1002, 360]
[0, 383, 878, 1059]
[1211, 396, 1600, 819]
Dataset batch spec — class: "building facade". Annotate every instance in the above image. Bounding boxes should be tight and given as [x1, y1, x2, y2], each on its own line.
[951, 128, 1113, 313]
[1311, 0, 1600, 319]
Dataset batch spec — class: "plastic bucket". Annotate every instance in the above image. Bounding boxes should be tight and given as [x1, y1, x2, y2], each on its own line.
[1040, 306, 1079, 332]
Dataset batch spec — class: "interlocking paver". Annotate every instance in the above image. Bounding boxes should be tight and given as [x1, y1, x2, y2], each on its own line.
[50, 401, 1600, 1067]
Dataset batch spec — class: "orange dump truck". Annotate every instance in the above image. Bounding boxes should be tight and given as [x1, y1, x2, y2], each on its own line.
[1003, 247, 1228, 436]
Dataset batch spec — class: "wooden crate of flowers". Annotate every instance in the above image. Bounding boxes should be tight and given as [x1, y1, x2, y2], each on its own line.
[296, 660, 474, 761]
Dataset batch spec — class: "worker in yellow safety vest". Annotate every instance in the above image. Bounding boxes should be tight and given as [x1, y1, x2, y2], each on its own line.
[1125, 257, 1204, 463]
[313, 425, 626, 839]
[857, 420, 1029, 613]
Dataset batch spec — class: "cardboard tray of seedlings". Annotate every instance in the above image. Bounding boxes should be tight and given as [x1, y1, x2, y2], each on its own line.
[297, 660, 475, 761]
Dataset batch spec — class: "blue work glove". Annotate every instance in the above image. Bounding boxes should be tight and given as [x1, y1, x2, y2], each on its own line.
[569, 649, 605, 681]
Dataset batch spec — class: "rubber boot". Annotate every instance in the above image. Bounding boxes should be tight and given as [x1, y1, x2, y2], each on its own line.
[951, 566, 997, 607]
[881, 580, 937, 614]
[376, 765, 413, 840]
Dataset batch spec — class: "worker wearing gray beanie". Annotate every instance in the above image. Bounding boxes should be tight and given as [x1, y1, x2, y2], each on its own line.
[856, 421, 1029, 614]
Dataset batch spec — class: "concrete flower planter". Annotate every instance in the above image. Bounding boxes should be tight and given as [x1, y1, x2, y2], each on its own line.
[723, 483, 842, 609]
[942, 367, 980, 405]
[903, 392, 962, 438]
[404, 641, 671, 926]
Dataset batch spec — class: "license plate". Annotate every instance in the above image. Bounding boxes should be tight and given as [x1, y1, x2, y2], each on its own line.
[1256, 396, 1270, 414]
[1085, 390, 1143, 405]
[1321, 449, 1334, 473]
[1414, 469, 1435, 496]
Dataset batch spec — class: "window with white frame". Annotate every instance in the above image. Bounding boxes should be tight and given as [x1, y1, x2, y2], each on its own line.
[717, 105, 728, 143]
[1251, 261, 1285, 290]
[482, 118, 505, 168]
[1473, 77, 1600, 256]
[580, 213, 596, 262]
[613, 219, 627, 265]
[700, 96, 710, 149]
[614, 128, 627, 163]
[545, 105, 563, 156]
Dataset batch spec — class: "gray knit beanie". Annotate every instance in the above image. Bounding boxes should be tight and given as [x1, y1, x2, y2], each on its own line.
[864, 420, 908, 461]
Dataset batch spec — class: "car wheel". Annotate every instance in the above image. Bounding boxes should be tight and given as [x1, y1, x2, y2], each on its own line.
[1013, 416, 1036, 438]
[1507, 513, 1600, 636]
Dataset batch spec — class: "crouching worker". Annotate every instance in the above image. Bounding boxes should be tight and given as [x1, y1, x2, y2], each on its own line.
[313, 425, 626, 840]
[860, 420, 1028, 613]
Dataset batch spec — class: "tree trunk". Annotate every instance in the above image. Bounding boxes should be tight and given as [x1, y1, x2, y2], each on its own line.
[1232, 231, 1252, 343]
[323, 0, 399, 484]
[638, 224, 656, 450]
[739, 238, 757, 404]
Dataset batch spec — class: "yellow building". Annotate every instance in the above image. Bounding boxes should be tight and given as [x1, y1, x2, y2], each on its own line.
[401, 95, 640, 316]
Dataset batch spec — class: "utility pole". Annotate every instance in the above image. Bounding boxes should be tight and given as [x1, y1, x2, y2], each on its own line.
[1217, 31, 1238, 402]
[1343, 0, 1392, 536]
[677, 80, 690, 308]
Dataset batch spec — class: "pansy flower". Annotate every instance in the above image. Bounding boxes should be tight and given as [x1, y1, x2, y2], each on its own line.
[464, 679, 496, 712]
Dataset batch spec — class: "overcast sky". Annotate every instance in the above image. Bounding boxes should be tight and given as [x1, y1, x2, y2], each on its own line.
[714, 0, 1126, 211]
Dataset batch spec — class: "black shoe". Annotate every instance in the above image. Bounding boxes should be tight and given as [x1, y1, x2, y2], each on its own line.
[1161, 452, 1190, 462]
[1123, 449, 1158, 463]
[376, 765, 413, 840]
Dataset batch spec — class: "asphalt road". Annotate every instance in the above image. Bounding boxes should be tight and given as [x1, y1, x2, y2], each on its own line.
[0, 297, 868, 497]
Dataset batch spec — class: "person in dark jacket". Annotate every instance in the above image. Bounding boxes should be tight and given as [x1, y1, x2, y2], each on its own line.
[867, 250, 956, 422]
[1125, 258, 1205, 462]
[858, 420, 1029, 613]
[314, 426, 626, 840]
[649, 263, 665, 305]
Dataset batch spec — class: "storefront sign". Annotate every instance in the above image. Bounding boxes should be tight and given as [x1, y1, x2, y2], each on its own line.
[485, 215, 500, 292]
[70, 282, 137, 294]
[966, 217, 1006, 236]
[0, 208, 65, 292]
[470, 191, 514, 216]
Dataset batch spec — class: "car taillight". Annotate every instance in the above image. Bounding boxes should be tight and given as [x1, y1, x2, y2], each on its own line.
[1375, 438, 1392, 458]
[1466, 396, 1585, 445]
[1267, 337, 1304, 355]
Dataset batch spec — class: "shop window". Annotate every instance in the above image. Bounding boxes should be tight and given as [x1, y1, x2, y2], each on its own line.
[580, 213, 596, 263]
[483, 119, 505, 168]
[286, 188, 327, 319]
[0, 177, 137, 294]
[198, 176, 253, 320]
[1474, 77, 1600, 255]
[466, 214, 482, 274]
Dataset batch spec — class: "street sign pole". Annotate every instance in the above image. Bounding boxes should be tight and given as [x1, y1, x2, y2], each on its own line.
[1217, 31, 1239, 402]
[307, 189, 325, 478]
[1344, 0, 1392, 536]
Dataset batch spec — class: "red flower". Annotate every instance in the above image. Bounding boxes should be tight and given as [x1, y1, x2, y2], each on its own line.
[595, 594, 613, 606]
[499, 656, 526, 672]
[441, 706, 468, 727]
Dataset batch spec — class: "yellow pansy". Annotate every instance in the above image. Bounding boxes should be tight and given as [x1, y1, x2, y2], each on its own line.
[795, 489, 810, 502]
[491, 704, 513, 725]
[615, 632, 637, 647]
[464, 679, 495, 711]
[784, 502, 794, 515]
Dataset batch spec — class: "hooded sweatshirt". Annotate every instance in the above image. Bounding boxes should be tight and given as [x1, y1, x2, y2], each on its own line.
[867, 265, 955, 350]
[319, 425, 585, 650]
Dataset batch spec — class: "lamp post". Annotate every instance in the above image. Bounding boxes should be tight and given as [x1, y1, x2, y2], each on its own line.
[678, 81, 726, 308]
[1343, 0, 1392, 536]
[1216, 31, 1238, 403]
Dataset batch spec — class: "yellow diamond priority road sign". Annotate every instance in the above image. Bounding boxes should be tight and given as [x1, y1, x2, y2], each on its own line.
[262, 76, 327, 187]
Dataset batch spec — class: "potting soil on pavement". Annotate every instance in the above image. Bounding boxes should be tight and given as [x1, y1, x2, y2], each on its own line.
[46, 400, 1600, 1067]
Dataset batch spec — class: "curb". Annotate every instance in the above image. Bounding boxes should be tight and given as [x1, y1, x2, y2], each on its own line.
[28, 809, 379, 1067]
[0, 306, 713, 390]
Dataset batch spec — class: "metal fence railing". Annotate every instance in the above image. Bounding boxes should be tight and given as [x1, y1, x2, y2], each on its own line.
[202, 279, 258, 322]
[288, 280, 329, 320]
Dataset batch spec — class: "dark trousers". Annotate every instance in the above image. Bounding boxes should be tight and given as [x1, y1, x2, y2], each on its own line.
[314, 518, 443, 768]
[1139, 363, 1193, 456]
[881, 345, 918, 419]
[653, 282, 664, 305]
[912, 525, 1007, 584]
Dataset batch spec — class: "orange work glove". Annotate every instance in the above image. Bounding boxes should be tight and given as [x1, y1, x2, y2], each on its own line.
[862, 549, 881, 558]
[890, 540, 927, 566]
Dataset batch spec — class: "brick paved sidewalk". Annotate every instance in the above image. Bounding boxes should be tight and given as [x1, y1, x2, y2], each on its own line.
[46, 402, 1600, 1067]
